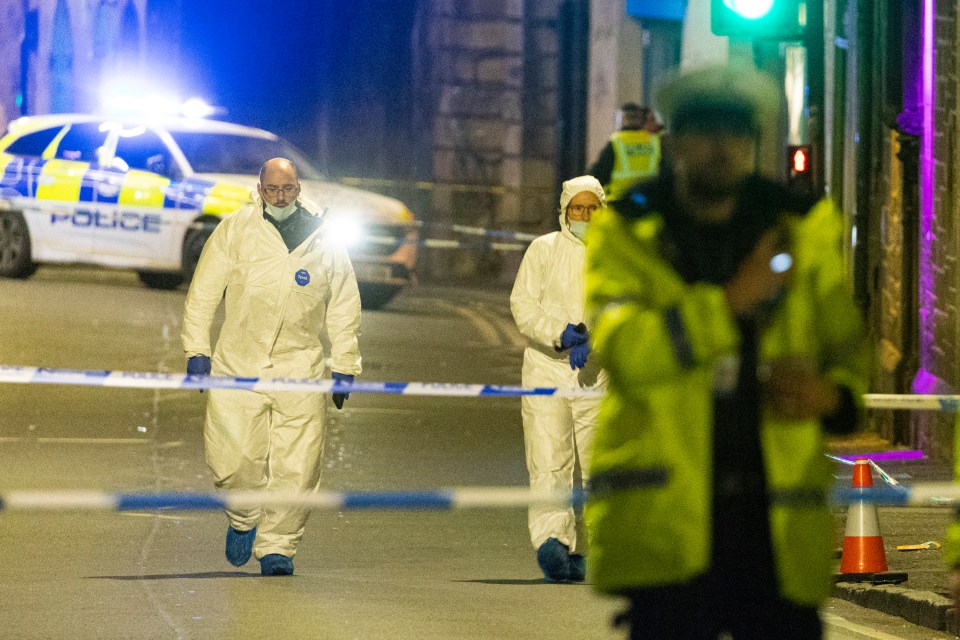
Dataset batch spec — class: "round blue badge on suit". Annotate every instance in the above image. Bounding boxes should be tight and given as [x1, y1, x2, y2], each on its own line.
[295, 269, 311, 286]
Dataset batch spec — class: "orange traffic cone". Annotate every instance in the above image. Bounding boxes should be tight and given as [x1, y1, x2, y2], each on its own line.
[835, 458, 907, 584]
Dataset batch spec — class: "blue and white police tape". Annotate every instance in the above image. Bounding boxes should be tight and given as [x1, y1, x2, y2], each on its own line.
[1, 483, 958, 513]
[365, 234, 528, 252]
[0, 487, 585, 512]
[192, 220, 533, 252]
[7, 366, 960, 406]
[0, 365, 603, 397]
[862, 394, 960, 412]
[371, 221, 539, 251]
[415, 221, 540, 243]
[830, 483, 960, 507]
[826, 455, 904, 487]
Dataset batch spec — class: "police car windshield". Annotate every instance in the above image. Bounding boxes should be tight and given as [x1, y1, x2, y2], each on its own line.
[171, 132, 324, 180]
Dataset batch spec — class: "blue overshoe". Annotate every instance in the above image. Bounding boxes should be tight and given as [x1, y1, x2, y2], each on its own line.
[569, 554, 586, 582]
[225, 526, 256, 567]
[260, 553, 294, 576]
[537, 537, 571, 582]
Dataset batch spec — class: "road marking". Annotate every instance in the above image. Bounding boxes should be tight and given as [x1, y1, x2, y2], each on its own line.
[434, 299, 528, 349]
[0, 437, 151, 444]
[823, 613, 908, 640]
[121, 512, 200, 521]
[435, 300, 501, 344]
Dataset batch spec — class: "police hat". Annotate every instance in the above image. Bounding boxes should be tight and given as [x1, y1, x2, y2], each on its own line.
[654, 65, 780, 136]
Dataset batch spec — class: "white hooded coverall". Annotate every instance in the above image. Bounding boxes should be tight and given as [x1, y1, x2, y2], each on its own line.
[182, 200, 361, 559]
[510, 191, 607, 554]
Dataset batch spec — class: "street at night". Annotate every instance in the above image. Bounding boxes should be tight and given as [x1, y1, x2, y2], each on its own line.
[5, 0, 960, 637]
[0, 269, 954, 639]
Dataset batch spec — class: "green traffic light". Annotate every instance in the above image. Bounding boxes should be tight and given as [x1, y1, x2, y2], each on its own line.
[723, 0, 775, 19]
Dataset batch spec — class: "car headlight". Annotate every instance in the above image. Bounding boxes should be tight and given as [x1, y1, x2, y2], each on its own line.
[323, 215, 365, 247]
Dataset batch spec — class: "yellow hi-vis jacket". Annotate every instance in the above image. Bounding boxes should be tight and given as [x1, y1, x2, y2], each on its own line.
[945, 426, 960, 567]
[606, 130, 661, 201]
[584, 197, 870, 605]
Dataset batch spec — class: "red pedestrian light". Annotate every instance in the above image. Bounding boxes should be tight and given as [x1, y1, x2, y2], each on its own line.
[791, 147, 808, 173]
[786, 144, 814, 195]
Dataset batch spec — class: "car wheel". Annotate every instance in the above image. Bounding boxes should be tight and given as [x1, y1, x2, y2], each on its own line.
[137, 270, 184, 290]
[0, 211, 37, 278]
[182, 220, 216, 282]
[358, 283, 402, 310]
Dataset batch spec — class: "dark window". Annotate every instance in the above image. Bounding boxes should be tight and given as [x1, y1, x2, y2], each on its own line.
[115, 129, 175, 177]
[170, 132, 323, 180]
[5, 126, 64, 157]
[55, 123, 109, 162]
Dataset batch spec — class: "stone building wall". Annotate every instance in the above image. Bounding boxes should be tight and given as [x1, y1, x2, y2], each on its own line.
[419, 0, 559, 281]
[871, 129, 913, 445]
[0, 0, 148, 129]
[921, 0, 959, 458]
[866, 1, 960, 458]
[0, 1, 25, 133]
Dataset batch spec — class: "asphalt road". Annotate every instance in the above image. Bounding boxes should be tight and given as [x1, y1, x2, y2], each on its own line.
[0, 266, 954, 639]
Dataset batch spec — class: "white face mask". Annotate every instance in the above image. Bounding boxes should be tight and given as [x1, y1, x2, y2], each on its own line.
[265, 201, 297, 221]
[569, 220, 589, 241]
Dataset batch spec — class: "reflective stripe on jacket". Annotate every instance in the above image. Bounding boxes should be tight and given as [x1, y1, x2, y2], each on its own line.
[584, 198, 870, 605]
[606, 130, 661, 201]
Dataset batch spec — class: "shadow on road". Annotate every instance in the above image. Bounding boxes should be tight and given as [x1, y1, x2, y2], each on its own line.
[455, 578, 588, 586]
[85, 571, 260, 580]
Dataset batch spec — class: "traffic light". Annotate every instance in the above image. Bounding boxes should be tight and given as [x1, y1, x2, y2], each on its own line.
[710, 0, 806, 40]
[786, 144, 814, 195]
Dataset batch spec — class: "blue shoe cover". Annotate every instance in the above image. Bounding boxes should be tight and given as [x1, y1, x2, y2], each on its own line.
[569, 554, 586, 582]
[225, 527, 256, 567]
[260, 553, 294, 576]
[537, 538, 571, 582]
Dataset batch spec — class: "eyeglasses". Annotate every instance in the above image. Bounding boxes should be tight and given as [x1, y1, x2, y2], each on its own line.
[568, 204, 601, 215]
[262, 184, 300, 196]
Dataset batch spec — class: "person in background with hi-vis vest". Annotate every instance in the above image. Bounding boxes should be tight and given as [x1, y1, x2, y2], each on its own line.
[584, 67, 871, 639]
[589, 102, 662, 202]
[182, 158, 362, 577]
[510, 175, 609, 583]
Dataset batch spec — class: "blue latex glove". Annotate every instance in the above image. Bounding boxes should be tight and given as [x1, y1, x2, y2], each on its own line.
[187, 355, 211, 393]
[569, 342, 590, 370]
[331, 372, 354, 410]
[559, 323, 588, 350]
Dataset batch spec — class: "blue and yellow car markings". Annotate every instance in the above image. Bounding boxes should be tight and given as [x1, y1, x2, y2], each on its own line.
[2, 154, 250, 230]
[35, 159, 87, 203]
[1, 154, 46, 198]
[41, 125, 72, 160]
[80, 166, 124, 205]
[119, 170, 171, 209]
[163, 177, 216, 211]
[201, 181, 251, 215]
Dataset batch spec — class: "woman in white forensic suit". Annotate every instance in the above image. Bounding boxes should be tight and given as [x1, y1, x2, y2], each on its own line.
[510, 175, 608, 583]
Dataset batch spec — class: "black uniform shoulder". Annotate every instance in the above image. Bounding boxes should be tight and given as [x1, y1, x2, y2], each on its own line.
[611, 176, 669, 221]
[744, 175, 818, 218]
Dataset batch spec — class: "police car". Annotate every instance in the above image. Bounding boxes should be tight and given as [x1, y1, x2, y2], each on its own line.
[0, 114, 417, 307]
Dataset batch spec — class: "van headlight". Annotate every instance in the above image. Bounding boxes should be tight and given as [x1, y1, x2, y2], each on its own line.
[323, 215, 365, 247]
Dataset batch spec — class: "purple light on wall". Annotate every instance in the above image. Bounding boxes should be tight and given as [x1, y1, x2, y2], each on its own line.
[919, 0, 935, 371]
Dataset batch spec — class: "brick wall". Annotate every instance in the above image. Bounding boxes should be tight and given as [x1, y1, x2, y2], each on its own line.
[873, 130, 907, 442]
[6, 0, 151, 119]
[420, 0, 559, 282]
[924, 0, 958, 459]
[0, 2, 24, 133]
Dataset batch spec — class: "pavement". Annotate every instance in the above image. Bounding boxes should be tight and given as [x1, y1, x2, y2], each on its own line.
[828, 432, 959, 635]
